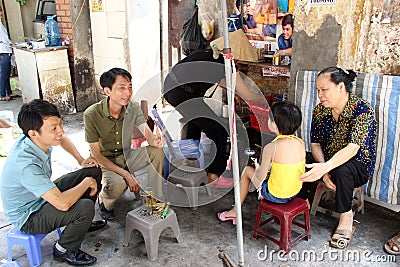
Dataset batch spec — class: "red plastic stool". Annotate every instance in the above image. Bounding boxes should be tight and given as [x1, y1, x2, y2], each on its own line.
[252, 197, 310, 254]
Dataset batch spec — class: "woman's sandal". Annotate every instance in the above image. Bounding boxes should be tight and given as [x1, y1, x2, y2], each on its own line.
[330, 226, 355, 249]
[217, 211, 237, 225]
[384, 232, 400, 255]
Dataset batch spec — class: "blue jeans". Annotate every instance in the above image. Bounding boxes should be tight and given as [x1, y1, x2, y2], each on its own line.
[0, 53, 12, 97]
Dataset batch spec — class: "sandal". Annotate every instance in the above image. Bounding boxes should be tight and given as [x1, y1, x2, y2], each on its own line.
[209, 175, 234, 188]
[8, 94, 21, 98]
[217, 211, 236, 225]
[330, 226, 355, 249]
[0, 96, 12, 101]
[384, 232, 400, 255]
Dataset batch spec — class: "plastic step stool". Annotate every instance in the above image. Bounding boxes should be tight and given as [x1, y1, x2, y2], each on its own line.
[123, 205, 181, 261]
[7, 227, 62, 267]
[310, 182, 364, 218]
[252, 198, 310, 254]
[165, 166, 211, 210]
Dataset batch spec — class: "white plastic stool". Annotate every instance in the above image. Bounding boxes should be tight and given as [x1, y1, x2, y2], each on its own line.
[166, 166, 211, 210]
[123, 205, 181, 261]
[310, 182, 364, 218]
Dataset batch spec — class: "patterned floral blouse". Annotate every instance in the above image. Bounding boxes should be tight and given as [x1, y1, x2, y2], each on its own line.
[311, 93, 377, 178]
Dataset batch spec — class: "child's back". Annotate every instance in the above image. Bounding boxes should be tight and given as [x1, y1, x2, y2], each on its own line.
[273, 135, 305, 164]
[267, 134, 305, 199]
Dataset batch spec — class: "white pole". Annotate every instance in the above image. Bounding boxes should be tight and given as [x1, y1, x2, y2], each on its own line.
[221, 0, 245, 266]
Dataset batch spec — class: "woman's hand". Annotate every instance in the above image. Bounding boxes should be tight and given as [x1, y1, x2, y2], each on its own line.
[299, 162, 330, 182]
[322, 173, 336, 191]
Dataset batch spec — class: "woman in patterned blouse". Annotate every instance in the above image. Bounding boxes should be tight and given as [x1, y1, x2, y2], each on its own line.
[299, 67, 377, 249]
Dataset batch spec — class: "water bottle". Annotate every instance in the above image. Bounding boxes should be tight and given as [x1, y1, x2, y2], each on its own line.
[45, 16, 61, 46]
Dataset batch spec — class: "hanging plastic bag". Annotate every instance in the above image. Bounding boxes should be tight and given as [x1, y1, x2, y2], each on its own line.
[180, 6, 207, 56]
[198, 0, 215, 41]
[199, 12, 214, 40]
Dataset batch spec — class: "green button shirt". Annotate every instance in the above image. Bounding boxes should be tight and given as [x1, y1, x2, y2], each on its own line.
[84, 98, 146, 168]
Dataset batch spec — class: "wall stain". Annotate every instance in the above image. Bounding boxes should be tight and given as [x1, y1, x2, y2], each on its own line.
[293, 0, 399, 75]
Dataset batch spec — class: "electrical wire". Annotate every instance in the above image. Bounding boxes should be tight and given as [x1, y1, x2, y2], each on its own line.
[71, 0, 87, 33]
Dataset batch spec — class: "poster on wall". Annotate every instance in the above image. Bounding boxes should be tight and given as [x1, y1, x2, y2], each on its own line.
[92, 0, 104, 12]
[240, 0, 278, 41]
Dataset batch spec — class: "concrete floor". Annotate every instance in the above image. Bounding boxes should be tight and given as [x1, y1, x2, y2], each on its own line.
[1, 96, 399, 267]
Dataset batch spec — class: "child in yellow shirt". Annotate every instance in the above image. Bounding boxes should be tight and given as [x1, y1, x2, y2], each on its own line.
[218, 101, 305, 225]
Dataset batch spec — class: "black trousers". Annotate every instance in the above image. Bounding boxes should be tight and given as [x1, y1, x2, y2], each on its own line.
[21, 167, 102, 252]
[298, 152, 368, 213]
[165, 88, 229, 175]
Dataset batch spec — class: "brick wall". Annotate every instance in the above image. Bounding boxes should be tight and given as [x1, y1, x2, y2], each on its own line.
[55, 0, 75, 95]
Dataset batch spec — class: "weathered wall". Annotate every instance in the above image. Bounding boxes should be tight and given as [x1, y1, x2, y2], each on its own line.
[2, 1, 24, 43]
[360, 0, 400, 74]
[69, 0, 97, 111]
[289, 0, 400, 100]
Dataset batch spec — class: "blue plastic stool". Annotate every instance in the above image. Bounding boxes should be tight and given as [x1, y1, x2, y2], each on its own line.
[0, 261, 21, 267]
[7, 227, 62, 267]
[162, 139, 204, 179]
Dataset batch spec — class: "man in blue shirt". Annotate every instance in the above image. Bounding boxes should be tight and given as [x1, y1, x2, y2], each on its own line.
[277, 14, 293, 57]
[0, 99, 106, 266]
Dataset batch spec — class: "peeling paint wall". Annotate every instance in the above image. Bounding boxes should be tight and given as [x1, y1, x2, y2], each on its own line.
[70, 0, 98, 112]
[361, 0, 400, 74]
[290, 0, 400, 99]
[292, 0, 364, 69]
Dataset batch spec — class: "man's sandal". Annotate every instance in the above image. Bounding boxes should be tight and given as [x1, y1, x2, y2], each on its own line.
[384, 232, 400, 255]
[330, 226, 355, 249]
[0, 96, 12, 101]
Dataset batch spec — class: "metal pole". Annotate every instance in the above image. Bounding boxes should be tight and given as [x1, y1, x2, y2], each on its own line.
[221, 0, 245, 266]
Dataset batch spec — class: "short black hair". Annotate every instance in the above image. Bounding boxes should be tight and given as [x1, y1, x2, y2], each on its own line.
[282, 13, 294, 29]
[99, 68, 132, 90]
[317, 67, 357, 92]
[270, 101, 302, 135]
[18, 99, 60, 137]
[236, 0, 248, 8]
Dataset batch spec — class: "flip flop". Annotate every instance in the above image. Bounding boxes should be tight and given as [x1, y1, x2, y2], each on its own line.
[330, 226, 355, 249]
[209, 176, 234, 188]
[0, 96, 12, 101]
[384, 233, 400, 255]
[8, 94, 21, 98]
[217, 211, 236, 225]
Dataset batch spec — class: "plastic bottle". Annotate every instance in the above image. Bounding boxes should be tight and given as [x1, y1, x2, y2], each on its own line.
[161, 202, 170, 219]
[45, 16, 61, 46]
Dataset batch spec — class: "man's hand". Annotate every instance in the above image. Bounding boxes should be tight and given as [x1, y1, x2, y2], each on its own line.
[147, 126, 165, 148]
[299, 162, 330, 182]
[85, 177, 98, 197]
[0, 118, 12, 128]
[81, 156, 99, 168]
[123, 171, 140, 192]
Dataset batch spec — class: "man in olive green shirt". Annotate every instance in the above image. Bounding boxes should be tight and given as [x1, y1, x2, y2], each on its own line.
[84, 68, 164, 220]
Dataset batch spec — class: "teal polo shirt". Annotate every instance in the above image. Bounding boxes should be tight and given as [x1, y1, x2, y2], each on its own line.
[84, 98, 146, 168]
[0, 134, 56, 229]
